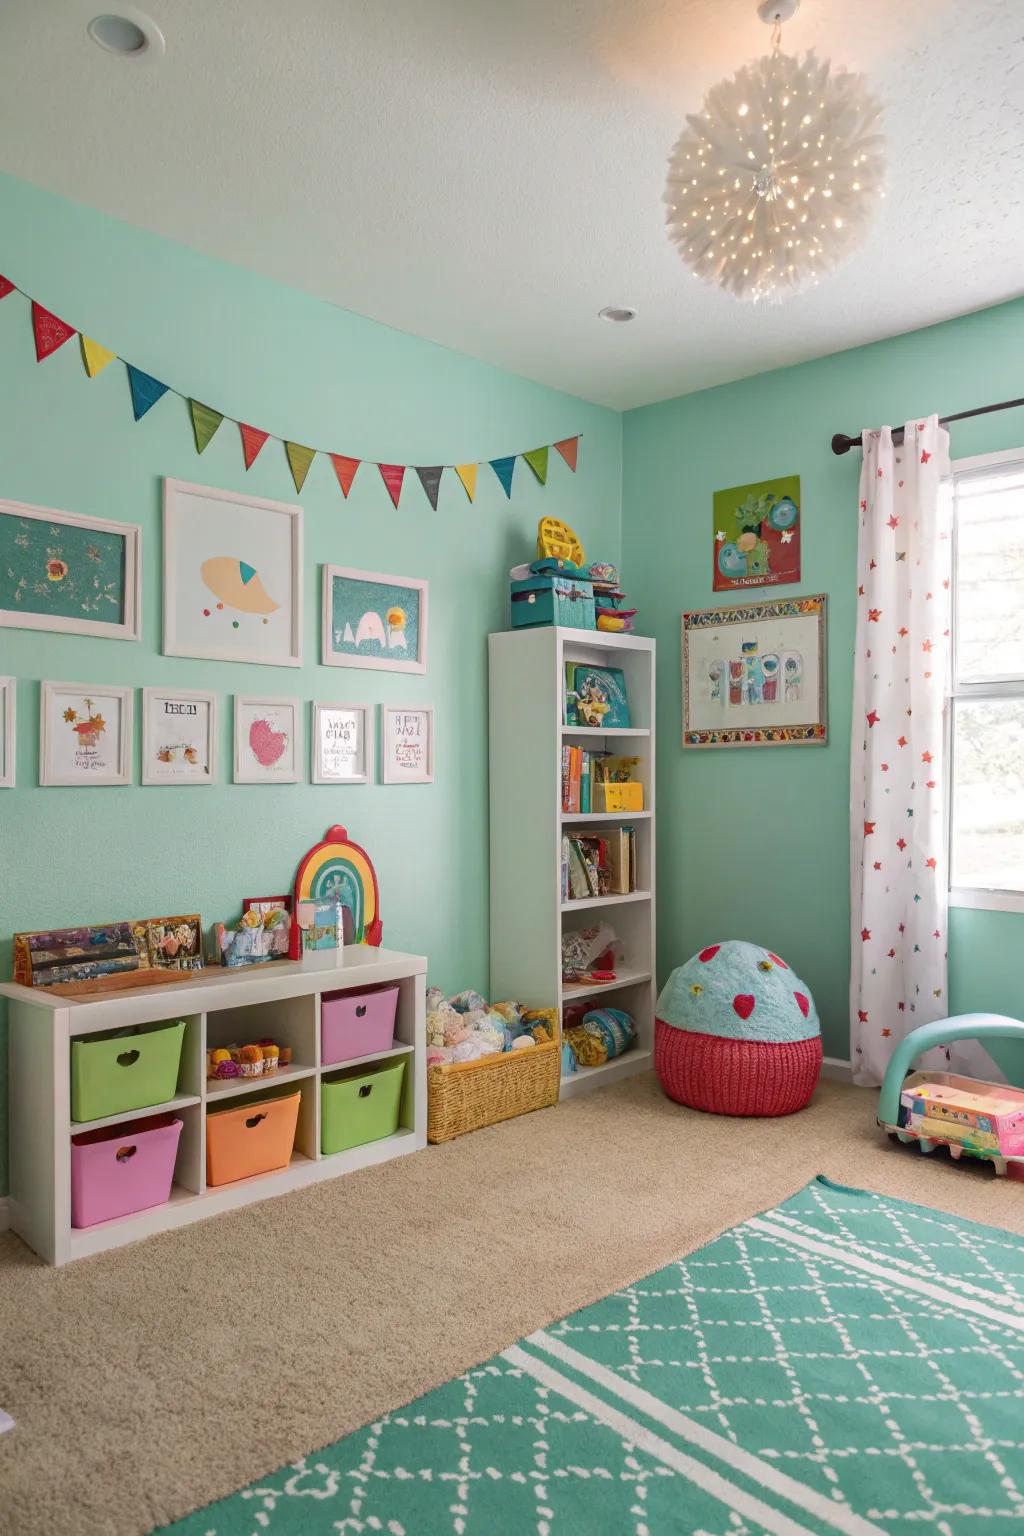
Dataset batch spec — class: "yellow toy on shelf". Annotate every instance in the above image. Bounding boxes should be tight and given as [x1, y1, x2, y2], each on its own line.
[537, 516, 585, 567]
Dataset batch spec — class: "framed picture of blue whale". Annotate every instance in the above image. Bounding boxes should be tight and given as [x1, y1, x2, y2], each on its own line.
[163, 479, 303, 667]
[321, 564, 428, 675]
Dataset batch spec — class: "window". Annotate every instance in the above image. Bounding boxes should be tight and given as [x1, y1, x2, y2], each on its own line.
[950, 448, 1024, 910]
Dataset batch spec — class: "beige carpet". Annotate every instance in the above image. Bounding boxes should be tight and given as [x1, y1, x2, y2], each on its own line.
[2, 1074, 1023, 1536]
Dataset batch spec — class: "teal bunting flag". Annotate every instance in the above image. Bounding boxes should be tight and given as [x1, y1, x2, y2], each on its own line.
[127, 364, 169, 421]
[490, 455, 516, 499]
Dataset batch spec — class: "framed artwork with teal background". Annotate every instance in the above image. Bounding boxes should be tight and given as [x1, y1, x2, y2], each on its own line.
[322, 564, 428, 675]
[0, 497, 141, 641]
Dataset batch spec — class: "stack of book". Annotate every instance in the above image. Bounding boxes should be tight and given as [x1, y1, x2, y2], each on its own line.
[561, 749, 645, 814]
[561, 826, 637, 901]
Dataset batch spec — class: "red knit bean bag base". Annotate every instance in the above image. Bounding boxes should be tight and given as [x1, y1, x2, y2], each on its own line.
[655, 1020, 822, 1117]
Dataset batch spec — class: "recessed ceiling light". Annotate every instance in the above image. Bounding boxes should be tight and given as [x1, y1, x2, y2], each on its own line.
[598, 306, 637, 323]
[87, 10, 164, 57]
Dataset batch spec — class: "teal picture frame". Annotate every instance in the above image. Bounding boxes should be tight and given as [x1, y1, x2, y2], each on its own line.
[0, 497, 141, 641]
[321, 564, 428, 675]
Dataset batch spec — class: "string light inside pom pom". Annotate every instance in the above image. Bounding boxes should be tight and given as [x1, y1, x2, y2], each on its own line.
[664, 46, 884, 302]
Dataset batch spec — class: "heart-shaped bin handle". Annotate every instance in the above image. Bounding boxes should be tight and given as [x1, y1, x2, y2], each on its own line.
[245, 1112, 268, 1129]
[115, 1145, 137, 1162]
[358, 1084, 373, 1099]
[355, 1004, 367, 1018]
[116, 1049, 140, 1068]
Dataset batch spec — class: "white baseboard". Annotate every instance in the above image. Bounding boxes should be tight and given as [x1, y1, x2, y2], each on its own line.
[821, 1056, 854, 1084]
[0, 1197, 9, 1233]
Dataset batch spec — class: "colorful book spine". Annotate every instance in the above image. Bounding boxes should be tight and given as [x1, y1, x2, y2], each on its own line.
[581, 751, 591, 814]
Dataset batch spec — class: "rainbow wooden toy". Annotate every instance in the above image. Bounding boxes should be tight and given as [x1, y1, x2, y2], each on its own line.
[288, 824, 382, 959]
[878, 1014, 1024, 1179]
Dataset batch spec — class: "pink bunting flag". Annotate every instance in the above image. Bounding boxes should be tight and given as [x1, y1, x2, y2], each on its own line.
[554, 436, 580, 473]
[239, 423, 270, 470]
[32, 302, 76, 362]
[378, 463, 406, 509]
[330, 454, 360, 498]
[0, 277, 14, 301]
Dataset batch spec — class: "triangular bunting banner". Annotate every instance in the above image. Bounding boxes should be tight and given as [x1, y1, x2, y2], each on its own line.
[454, 463, 477, 503]
[285, 440, 315, 494]
[126, 364, 169, 421]
[490, 455, 516, 500]
[378, 463, 406, 509]
[523, 446, 549, 485]
[554, 436, 580, 473]
[190, 400, 224, 454]
[32, 303, 76, 362]
[80, 336, 116, 379]
[415, 466, 443, 511]
[329, 453, 360, 498]
[239, 423, 269, 470]
[0, 276, 14, 300]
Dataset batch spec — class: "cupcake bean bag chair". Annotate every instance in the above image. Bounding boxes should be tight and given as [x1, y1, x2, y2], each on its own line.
[655, 940, 821, 1117]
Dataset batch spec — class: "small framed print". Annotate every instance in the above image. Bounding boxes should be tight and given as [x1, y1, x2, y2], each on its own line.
[0, 497, 141, 641]
[40, 682, 133, 787]
[234, 695, 301, 783]
[142, 687, 217, 785]
[0, 676, 14, 787]
[383, 705, 434, 784]
[312, 701, 372, 784]
[322, 565, 428, 674]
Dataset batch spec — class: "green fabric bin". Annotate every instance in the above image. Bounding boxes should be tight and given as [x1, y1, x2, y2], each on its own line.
[71, 1020, 187, 1123]
[321, 1056, 406, 1156]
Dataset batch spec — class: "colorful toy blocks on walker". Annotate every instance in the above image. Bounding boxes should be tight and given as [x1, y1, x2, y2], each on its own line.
[899, 1074, 1024, 1158]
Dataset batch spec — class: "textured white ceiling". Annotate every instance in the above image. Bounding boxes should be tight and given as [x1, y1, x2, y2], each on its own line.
[1, 0, 1022, 409]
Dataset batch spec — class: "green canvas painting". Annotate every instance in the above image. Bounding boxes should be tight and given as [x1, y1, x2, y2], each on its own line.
[712, 473, 801, 592]
[0, 508, 129, 628]
[326, 566, 426, 671]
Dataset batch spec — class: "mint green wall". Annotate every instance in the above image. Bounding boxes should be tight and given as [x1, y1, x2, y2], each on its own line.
[0, 174, 623, 1194]
[623, 297, 1024, 1060]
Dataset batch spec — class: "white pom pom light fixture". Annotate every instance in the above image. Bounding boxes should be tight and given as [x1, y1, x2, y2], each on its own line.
[664, 0, 885, 302]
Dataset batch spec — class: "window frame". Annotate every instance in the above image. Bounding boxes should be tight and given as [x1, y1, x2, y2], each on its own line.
[948, 446, 1024, 914]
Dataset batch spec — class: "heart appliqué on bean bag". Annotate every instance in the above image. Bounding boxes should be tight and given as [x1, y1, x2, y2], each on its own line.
[699, 945, 721, 963]
[732, 994, 756, 1020]
[794, 992, 810, 1018]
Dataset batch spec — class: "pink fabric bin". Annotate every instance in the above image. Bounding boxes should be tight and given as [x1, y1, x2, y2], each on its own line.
[70, 1112, 183, 1228]
[322, 985, 400, 1066]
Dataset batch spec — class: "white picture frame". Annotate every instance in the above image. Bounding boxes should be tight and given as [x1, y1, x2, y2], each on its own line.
[382, 705, 434, 784]
[234, 695, 301, 783]
[0, 676, 15, 787]
[312, 701, 372, 784]
[39, 682, 133, 787]
[322, 564, 428, 674]
[0, 497, 141, 641]
[163, 479, 303, 667]
[142, 687, 218, 786]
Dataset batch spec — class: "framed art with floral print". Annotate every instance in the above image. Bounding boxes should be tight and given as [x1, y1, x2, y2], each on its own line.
[0, 498, 141, 641]
[682, 594, 827, 748]
[39, 681, 133, 786]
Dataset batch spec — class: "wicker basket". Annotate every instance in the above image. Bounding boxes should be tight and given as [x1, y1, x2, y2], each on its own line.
[427, 1007, 560, 1144]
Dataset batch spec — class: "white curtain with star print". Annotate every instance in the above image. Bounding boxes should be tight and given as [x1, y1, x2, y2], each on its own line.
[850, 416, 954, 1086]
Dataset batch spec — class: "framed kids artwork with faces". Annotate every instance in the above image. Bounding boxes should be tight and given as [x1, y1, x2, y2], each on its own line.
[142, 687, 217, 785]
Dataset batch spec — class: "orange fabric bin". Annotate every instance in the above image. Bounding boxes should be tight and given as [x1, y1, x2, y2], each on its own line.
[206, 1090, 301, 1186]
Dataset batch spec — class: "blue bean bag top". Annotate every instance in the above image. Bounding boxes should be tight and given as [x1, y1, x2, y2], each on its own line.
[656, 940, 819, 1044]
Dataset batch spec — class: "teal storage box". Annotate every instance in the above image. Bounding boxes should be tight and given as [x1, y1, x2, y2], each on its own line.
[511, 574, 595, 630]
[71, 1019, 187, 1123]
[321, 1056, 406, 1155]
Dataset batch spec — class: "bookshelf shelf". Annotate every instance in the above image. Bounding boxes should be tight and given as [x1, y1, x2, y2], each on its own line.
[489, 627, 656, 1100]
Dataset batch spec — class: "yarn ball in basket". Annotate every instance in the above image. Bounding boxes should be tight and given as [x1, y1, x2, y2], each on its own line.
[655, 940, 821, 1117]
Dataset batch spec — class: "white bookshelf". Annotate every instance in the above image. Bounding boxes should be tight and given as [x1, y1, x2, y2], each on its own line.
[1, 946, 426, 1265]
[488, 626, 656, 1098]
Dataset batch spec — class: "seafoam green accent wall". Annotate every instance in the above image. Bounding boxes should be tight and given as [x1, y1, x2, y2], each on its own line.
[0, 173, 622, 1194]
[623, 298, 1024, 1061]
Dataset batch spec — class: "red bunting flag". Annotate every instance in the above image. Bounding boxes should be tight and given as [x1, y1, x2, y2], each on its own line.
[32, 302, 76, 362]
[553, 436, 580, 472]
[0, 276, 14, 300]
[239, 423, 269, 470]
[330, 454, 360, 498]
[378, 463, 405, 509]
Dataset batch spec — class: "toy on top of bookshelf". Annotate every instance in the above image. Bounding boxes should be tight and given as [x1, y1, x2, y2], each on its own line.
[537, 516, 585, 566]
[288, 824, 382, 958]
[214, 903, 292, 967]
[506, 525, 640, 633]
[564, 663, 631, 729]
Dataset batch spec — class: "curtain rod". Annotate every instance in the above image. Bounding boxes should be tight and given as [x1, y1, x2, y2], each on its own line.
[831, 395, 1024, 456]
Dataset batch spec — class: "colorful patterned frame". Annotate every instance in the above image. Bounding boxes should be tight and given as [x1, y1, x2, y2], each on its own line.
[681, 593, 827, 748]
[288, 824, 382, 957]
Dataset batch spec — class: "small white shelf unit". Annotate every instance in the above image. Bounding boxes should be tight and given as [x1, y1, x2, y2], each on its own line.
[1, 946, 426, 1265]
[488, 626, 656, 1098]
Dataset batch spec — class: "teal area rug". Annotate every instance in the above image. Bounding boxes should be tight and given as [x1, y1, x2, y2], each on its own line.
[163, 1178, 1024, 1534]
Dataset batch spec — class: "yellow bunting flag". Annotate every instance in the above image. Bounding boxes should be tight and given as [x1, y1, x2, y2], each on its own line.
[523, 446, 549, 485]
[80, 336, 115, 379]
[285, 440, 315, 494]
[189, 400, 224, 454]
[454, 463, 477, 502]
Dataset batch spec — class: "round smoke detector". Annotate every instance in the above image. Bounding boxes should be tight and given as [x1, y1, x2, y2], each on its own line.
[598, 306, 638, 324]
[87, 9, 165, 57]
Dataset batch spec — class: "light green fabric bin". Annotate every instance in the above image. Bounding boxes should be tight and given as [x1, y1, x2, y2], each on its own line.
[321, 1056, 406, 1156]
[71, 1019, 187, 1123]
